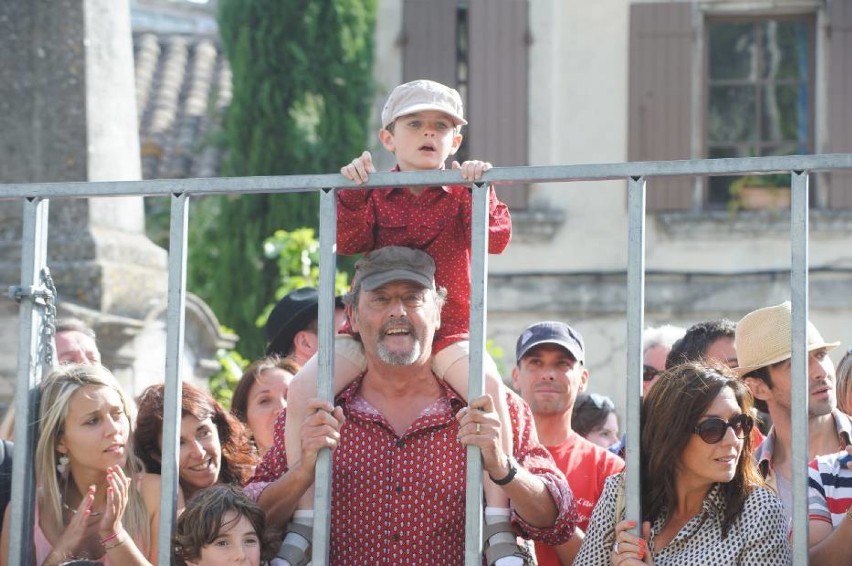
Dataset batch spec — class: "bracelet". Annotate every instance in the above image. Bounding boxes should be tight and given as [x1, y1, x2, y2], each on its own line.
[101, 531, 127, 550]
[490, 456, 518, 486]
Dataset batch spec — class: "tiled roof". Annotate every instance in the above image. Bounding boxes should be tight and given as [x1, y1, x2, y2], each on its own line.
[134, 32, 232, 179]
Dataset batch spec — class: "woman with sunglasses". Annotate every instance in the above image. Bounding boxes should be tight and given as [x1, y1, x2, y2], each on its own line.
[575, 362, 791, 565]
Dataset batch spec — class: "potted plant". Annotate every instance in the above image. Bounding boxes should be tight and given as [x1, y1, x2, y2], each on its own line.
[728, 174, 791, 211]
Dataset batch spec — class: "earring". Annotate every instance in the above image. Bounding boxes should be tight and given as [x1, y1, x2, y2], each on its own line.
[57, 455, 69, 477]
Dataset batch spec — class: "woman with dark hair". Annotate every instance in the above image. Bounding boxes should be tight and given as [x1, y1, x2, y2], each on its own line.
[575, 362, 791, 565]
[572, 393, 620, 451]
[173, 484, 276, 565]
[231, 356, 299, 458]
[134, 382, 255, 500]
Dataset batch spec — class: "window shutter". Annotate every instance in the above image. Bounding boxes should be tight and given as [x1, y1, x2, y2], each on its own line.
[628, 3, 695, 211]
[467, 0, 529, 209]
[826, 0, 852, 207]
[402, 0, 458, 85]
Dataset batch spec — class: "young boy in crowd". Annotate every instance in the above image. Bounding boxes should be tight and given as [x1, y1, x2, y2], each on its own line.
[174, 484, 276, 566]
[280, 80, 521, 565]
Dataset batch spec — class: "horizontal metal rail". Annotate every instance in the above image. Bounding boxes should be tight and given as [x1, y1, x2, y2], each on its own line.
[1, 154, 851, 198]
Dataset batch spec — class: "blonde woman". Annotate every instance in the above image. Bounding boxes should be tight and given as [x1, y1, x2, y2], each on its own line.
[0, 364, 174, 565]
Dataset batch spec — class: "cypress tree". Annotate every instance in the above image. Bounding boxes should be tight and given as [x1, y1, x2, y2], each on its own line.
[191, 0, 376, 358]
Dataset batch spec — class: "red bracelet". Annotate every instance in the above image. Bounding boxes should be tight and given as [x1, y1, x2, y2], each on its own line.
[100, 532, 119, 546]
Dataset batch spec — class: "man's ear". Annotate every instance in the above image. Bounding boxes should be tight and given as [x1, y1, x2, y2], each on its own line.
[743, 376, 771, 402]
[511, 366, 521, 390]
[579, 368, 590, 393]
[295, 329, 318, 355]
[347, 303, 359, 333]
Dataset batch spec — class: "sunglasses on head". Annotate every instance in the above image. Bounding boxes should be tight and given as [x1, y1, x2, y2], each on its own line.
[693, 413, 754, 444]
[642, 365, 660, 382]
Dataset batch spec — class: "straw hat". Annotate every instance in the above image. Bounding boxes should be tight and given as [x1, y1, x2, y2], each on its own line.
[734, 301, 840, 376]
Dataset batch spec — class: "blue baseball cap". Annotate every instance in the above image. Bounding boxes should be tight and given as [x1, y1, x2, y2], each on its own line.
[516, 321, 585, 365]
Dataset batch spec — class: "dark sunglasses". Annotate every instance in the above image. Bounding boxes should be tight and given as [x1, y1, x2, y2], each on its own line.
[642, 365, 660, 382]
[693, 414, 754, 444]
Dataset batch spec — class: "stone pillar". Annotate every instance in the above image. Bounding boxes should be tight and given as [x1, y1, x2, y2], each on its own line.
[0, 0, 167, 317]
[0, 1, 235, 396]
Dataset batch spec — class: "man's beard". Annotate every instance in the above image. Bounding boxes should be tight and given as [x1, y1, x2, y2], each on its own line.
[377, 319, 422, 366]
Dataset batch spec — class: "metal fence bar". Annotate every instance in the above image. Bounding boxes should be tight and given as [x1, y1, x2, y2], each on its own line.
[1, 154, 850, 199]
[464, 182, 490, 566]
[789, 171, 810, 565]
[8, 197, 49, 566]
[625, 177, 646, 533]
[312, 188, 338, 565]
[156, 191, 190, 564]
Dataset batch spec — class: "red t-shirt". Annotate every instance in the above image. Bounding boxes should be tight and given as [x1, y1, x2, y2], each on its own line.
[536, 432, 625, 566]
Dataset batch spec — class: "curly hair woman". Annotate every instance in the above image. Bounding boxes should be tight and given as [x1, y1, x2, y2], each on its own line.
[134, 382, 255, 501]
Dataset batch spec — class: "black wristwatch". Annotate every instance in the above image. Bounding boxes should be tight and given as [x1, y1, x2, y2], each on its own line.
[490, 456, 518, 486]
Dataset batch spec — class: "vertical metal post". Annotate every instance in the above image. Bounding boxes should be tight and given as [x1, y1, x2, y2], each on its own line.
[157, 192, 190, 565]
[8, 197, 50, 566]
[789, 170, 809, 565]
[312, 188, 338, 566]
[625, 177, 646, 533]
[464, 182, 489, 566]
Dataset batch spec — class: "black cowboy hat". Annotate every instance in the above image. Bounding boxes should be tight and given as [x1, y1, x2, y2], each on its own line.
[265, 287, 344, 356]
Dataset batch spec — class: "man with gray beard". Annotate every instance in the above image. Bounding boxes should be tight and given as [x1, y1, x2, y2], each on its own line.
[246, 246, 577, 565]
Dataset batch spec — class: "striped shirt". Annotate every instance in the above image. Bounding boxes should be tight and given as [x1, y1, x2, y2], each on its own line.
[808, 450, 852, 527]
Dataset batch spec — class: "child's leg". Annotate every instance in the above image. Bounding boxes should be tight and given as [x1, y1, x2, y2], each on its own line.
[278, 335, 365, 564]
[284, 334, 366, 508]
[436, 345, 524, 565]
[437, 345, 512, 507]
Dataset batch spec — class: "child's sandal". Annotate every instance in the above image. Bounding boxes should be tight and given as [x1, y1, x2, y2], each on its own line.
[483, 522, 535, 566]
[275, 522, 312, 566]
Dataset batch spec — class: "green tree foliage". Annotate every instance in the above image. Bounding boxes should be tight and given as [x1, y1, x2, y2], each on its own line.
[257, 227, 351, 326]
[192, 0, 376, 358]
[209, 228, 351, 407]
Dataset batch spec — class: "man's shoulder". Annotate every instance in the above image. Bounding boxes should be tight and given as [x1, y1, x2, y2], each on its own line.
[553, 433, 624, 473]
[811, 450, 852, 477]
[832, 408, 852, 442]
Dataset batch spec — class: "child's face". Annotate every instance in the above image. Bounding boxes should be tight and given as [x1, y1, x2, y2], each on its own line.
[379, 110, 462, 172]
[186, 512, 261, 566]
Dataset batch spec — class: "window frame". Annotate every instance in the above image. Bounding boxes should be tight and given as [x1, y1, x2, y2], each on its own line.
[701, 13, 818, 210]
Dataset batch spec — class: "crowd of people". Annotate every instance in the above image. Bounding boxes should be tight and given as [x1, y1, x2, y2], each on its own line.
[3, 79, 850, 566]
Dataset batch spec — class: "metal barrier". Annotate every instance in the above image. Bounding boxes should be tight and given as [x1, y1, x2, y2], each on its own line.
[3, 153, 852, 565]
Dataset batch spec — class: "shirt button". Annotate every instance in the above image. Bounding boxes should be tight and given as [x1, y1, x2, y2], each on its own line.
[393, 534, 400, 541]
[395, 439, 404, 448]
[396, 485, 403, 494]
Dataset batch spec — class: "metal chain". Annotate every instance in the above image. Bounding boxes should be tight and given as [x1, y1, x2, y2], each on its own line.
[40, 267, 57, 367]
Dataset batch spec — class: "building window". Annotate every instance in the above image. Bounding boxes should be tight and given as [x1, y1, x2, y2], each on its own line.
[705, 16, 815, 208]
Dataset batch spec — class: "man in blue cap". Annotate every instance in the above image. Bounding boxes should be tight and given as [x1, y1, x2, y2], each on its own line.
[512, 321, 624, 566]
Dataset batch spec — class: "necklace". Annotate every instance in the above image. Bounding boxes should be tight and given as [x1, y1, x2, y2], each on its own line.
[62, 500, 103, 517]
[61, 479, 103, 517]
